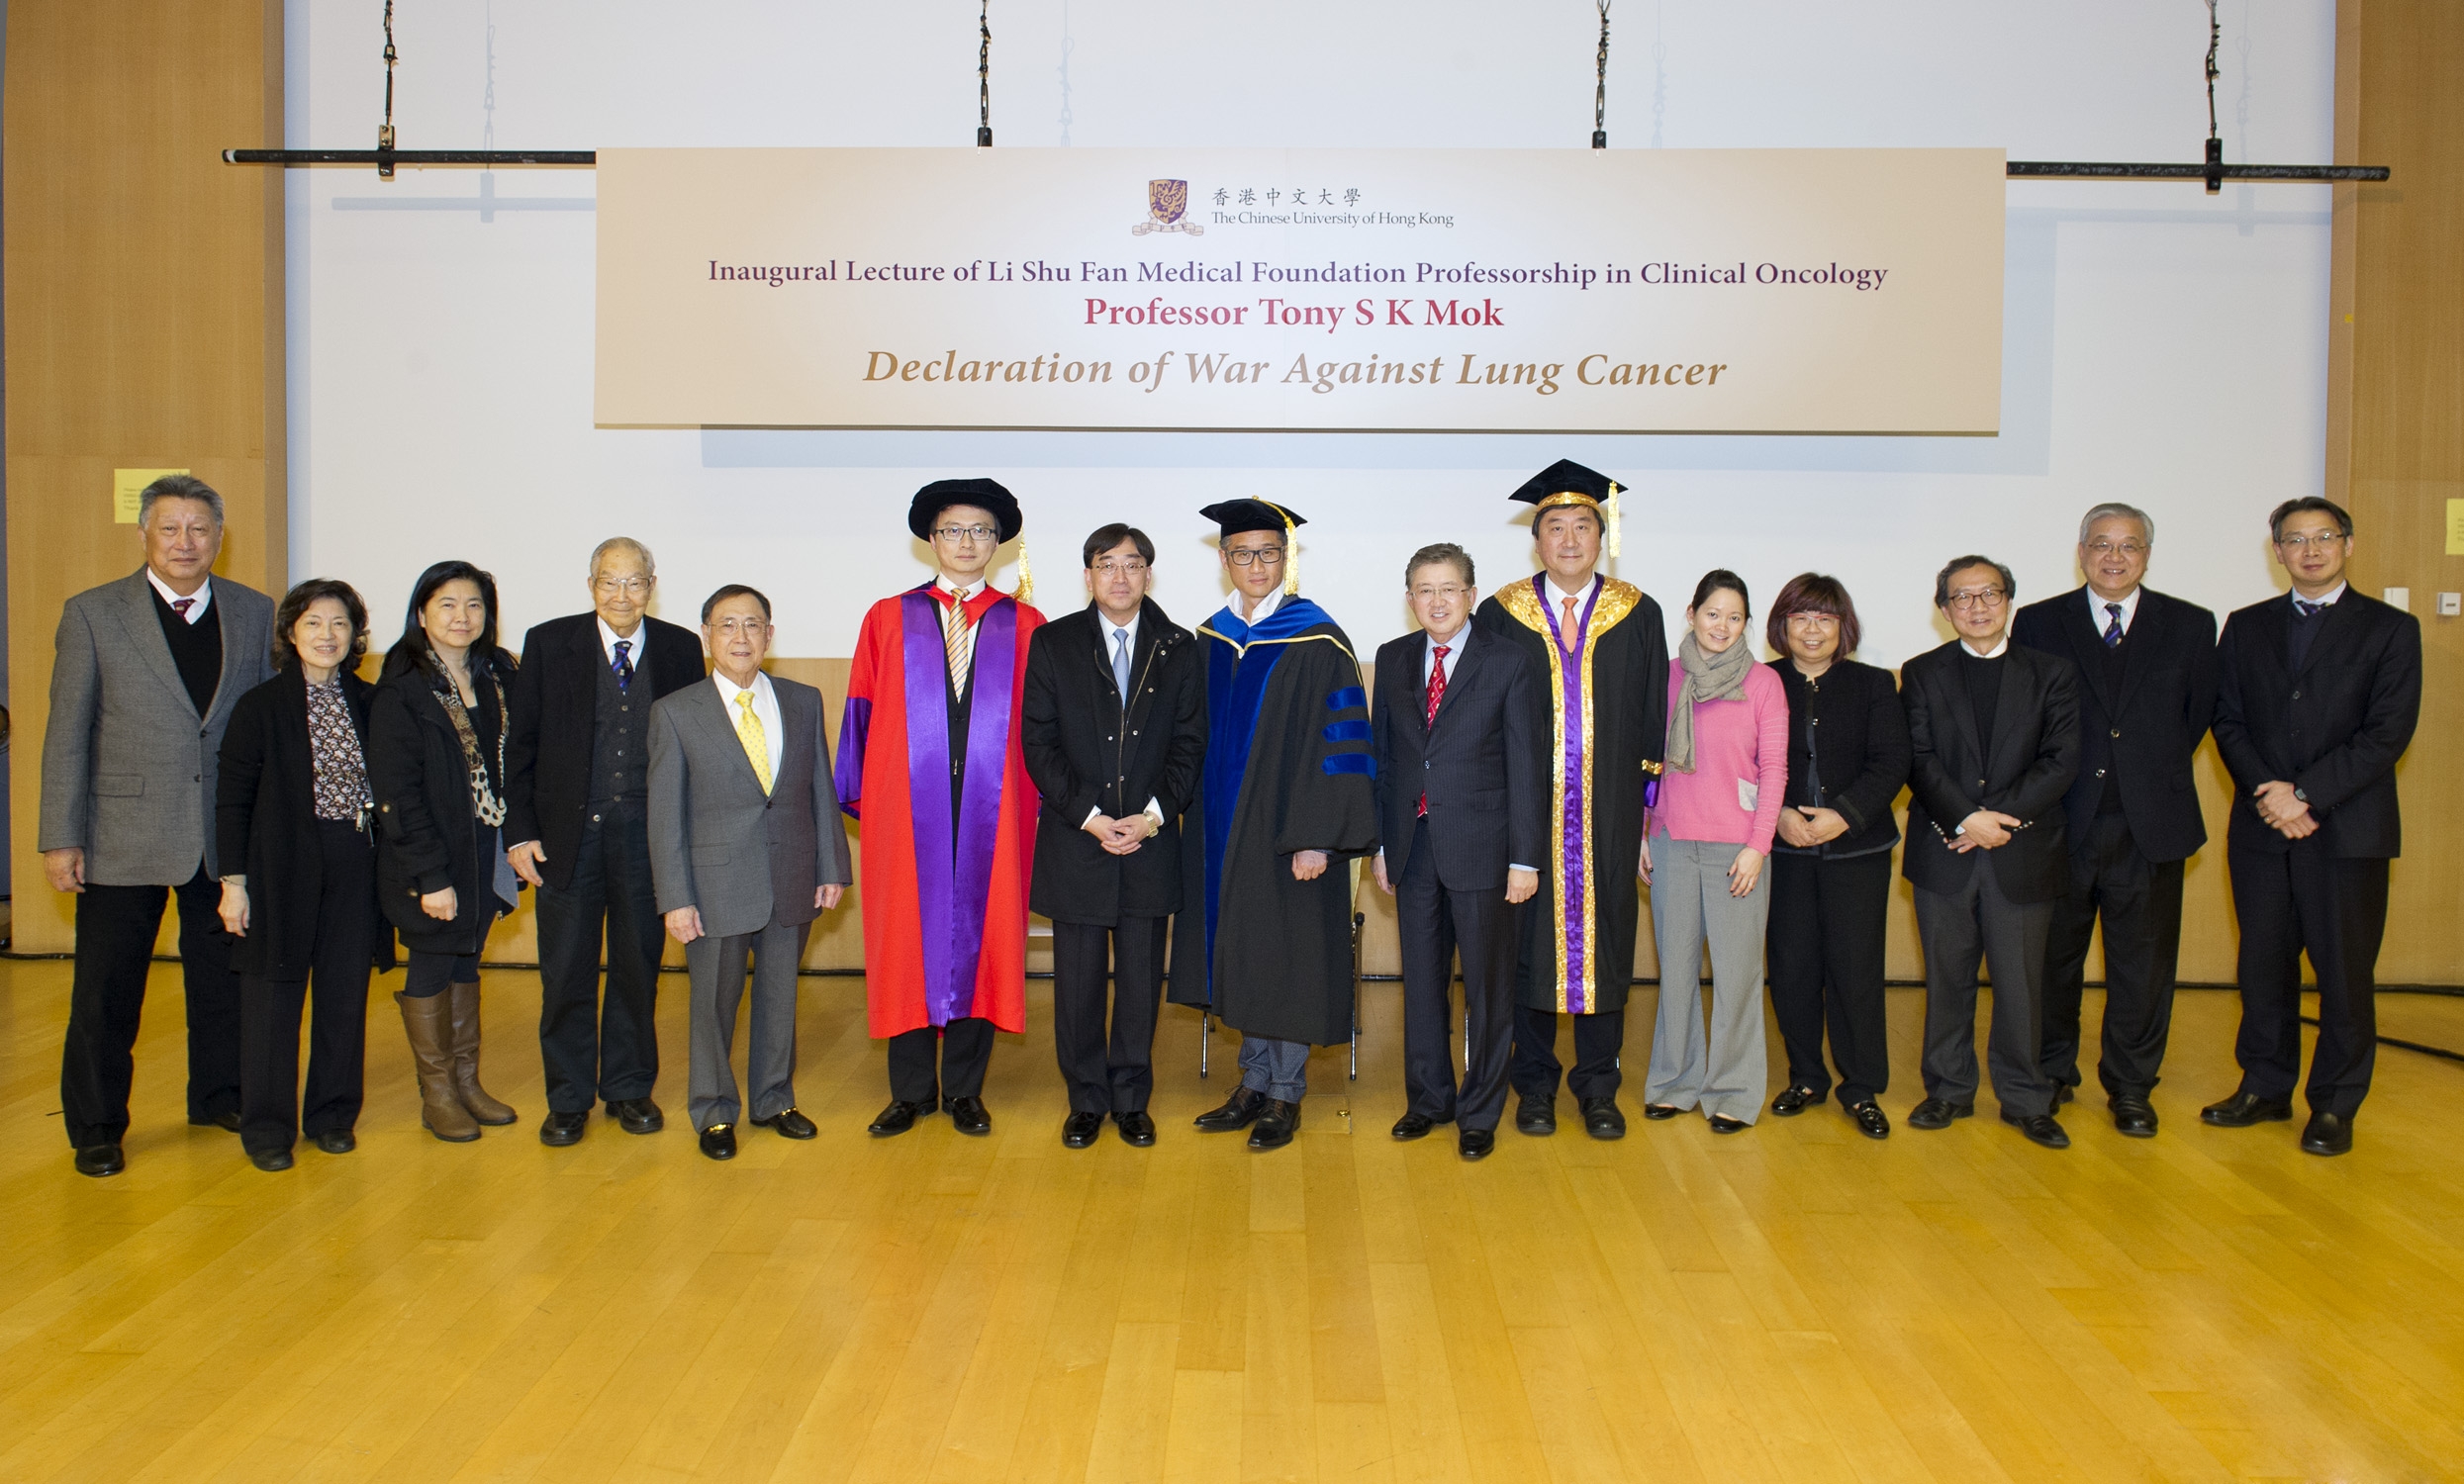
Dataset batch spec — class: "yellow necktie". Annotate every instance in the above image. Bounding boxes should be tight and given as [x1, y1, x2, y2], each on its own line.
[734, 690, 774, 795]
[943, 590, 976, 694]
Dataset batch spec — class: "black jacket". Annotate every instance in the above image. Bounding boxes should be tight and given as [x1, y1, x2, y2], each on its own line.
[1022, 600, 1207, 924]
[504, 611, 705, 887]
[1767, 657, 1909, 859]
[1900, 639, 2081, 903]
[368, 648, 521, 955]
[2011, 586, 2219, 863]
[215, 667, 395, 977]
[2213, 589, 2419, 858]
[1370, 626, 1546, 891]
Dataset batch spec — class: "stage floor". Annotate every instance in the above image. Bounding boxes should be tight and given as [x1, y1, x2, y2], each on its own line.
[2, 958, 2460, 1483]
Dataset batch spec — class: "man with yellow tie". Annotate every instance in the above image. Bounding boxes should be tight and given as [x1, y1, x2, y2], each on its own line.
[647, 585, 853, 1160]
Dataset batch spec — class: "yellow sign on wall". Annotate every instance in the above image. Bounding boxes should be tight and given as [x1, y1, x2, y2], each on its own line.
[2446, 498, 2464, 556]
[114, 468, 191, 523]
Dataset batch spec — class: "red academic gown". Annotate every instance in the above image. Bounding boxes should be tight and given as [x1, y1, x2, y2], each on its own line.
[836, 581, 1045, 1037]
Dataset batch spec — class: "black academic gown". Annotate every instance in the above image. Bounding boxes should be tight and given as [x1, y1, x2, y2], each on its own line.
[1168, 595, 1379, 1046]
[1473, 574, 1667, 1016]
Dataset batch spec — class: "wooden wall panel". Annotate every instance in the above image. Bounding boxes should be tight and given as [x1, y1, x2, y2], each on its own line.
[5, 1, 285, 955]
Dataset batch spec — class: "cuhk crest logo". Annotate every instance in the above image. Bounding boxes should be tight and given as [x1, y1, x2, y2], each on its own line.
[1132, 179, 1204, 236]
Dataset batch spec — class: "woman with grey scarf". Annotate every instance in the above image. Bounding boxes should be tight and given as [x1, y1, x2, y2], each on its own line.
[1640, 571, 1791, 1131]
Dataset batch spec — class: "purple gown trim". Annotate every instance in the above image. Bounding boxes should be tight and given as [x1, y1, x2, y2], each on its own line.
[898, 591, 1015, 1028]
[1535, 576, 1602, 1014]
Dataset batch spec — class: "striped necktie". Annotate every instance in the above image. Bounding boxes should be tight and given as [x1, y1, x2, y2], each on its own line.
[943, 590, 976, 695]
[734, 690, 774, 795]
[2102, 603, 2124, 648]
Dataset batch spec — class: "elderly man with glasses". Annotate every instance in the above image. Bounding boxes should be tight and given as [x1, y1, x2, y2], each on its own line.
[1900, 555, 2081, 1150]
[504, 537, 709, 1146]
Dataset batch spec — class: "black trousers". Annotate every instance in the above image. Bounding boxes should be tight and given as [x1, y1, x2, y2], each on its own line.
[534, 802, 665, 1112]
[1765, 850, 1893, 1105]
[2228, 846, 2389, 1119]
[240, 819, 377, 1155]
[403, 950, 483, 996]
[2039, 811, 2185, 1099]
[1510, 1003, 1626, 1101]
[1398, 819, 1520, 1130]
[61, 866, 241, 1147]
[1051, 916, 1169, 1114]
[1915, 866, 2057, 1117]
[888, 1017, 995, 1103]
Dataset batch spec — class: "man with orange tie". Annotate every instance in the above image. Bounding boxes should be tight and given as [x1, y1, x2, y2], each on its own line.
[838, 480, 1047, 1137]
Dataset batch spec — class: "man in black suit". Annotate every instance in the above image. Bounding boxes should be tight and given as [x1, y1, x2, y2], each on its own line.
[2204, 497, 2419, 1157]
[1022, 523, 1207, 1150]
[1902, 555, 2081, 1150]
[1372, 543, 1546, 1160]
[504, 537, 707, 1146]
[2011, 503, 2218, 1137]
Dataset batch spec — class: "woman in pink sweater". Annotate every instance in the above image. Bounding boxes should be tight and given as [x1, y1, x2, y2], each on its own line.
[1640, 570, 1790, 1131]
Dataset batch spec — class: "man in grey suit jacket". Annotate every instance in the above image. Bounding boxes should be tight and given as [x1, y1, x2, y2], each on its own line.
[40, 475, 275, 1177]
[647, 585, 853, 1160]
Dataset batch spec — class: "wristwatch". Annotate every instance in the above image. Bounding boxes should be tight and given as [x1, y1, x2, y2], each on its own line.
[220, 874, 247, 887]
[2292, 787, 2309, 803]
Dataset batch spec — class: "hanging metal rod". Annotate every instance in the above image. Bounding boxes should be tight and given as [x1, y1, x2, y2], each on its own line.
[222, 149, 2387, 183]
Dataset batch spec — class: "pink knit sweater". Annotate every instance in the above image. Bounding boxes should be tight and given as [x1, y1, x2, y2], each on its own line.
[1651, 662, 1790, 854]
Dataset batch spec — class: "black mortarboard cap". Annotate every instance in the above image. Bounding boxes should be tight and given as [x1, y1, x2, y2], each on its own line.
[1197, 499, 1307, 537]
[1507, 459, 1623, 556]
[908, 478, 1023, 542]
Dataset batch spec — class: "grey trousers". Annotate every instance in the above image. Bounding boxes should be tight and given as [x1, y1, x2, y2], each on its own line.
[1915, 866, 2055, 1117]
[687, 918, 813, 1132]
[1642, 835, 1772, 1124]
[1238, 1035, 1310, 1102]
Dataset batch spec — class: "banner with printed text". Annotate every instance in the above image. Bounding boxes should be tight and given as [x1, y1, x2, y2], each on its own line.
[594, 147, 2005, 434]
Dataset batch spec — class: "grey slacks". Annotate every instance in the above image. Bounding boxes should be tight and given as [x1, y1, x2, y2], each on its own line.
[1915, 865, 2056, 1117]
[1642, 835, 1772, 1124]
[687, 917, 813, 1132]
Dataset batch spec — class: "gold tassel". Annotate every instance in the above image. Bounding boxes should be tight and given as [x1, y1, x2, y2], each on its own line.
[1602, 482, 1623, 560]
[1267, 502, 1299, 596]
[1013, 539, 1034, 605]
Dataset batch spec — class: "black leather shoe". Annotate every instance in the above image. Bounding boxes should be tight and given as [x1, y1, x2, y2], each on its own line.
[947, 1096, 993, 1137]
[755, 1107, 818, 1140]
[191, 1110, 243, 1133]
[2110, 1094, 2158, 1139]
[1116, 1110, 1158, 1147]
[1194, 1086, 1267, 1132]
[1770, 1085, 1825, 1117]
[248, 1146, 295, 1171]
[1514, 1095, 1557, 1136]
[2300, 1110, 2353, 1157]
[699, 1123, 737, 1159]
[609, 1097, 665, 1135]
[1391, 1112, 1437, 1141]
[1640, 1103, 1683, 1121]
[2002, 1110, 2071, 1149]
[314, 1129, 356, 1155]
[1248, 1099, 1300, 1151]
[1708, 1114, 1750, 1135]
[1580, 1096, 1627, 1140]
[2053, 1083, 2076, 1107]
[539, 1110, 589, 1147]
[2201, 1090, 2293, 1127]
[868, 1100, 928, 1137]
[73, 1144, 126, 1178]
[1460, 1128, 1495, 1160]
[1908, 1097, 1973, 1131]
[1846, 1099, 1890, 1140]
[1062, 1112, 1105, 1148]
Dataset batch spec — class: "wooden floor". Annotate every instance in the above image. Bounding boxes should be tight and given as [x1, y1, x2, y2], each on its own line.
[2, 960, 2462, 1483]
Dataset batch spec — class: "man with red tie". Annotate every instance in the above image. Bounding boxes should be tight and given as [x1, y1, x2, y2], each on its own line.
[837, 480, 1046, 1137]
[1372, 543, 1546, 1159]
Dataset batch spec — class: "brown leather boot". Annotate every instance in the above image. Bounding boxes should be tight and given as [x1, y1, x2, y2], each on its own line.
[446, 979, 519, 1126]
[399, 991, 480, 1142]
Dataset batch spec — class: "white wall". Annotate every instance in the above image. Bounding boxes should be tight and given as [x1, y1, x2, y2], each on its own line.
[288, 0, 2336, 665]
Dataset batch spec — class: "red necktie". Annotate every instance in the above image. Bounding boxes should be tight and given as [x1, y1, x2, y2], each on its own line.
[1417, 644, 1449, 817]
[171, 599, 194, 619]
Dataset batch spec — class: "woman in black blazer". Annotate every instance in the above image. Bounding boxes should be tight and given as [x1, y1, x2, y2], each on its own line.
[368, 560, 522, 1142]
[216, 579, 394, 1171]
[1762, 574, 1912, 1139]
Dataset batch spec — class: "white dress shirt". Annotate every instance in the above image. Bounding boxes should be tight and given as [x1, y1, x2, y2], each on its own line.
[1422, 623, 1470, 688]
[2084, 586, 2141, 639]
[936, 573, 987, 603]
[1960, 635, 2011, 659]
[598, 615, 648, 667]
[1086, 609, 1164, 830]
[711, 669, 783, 783]
[2294, 581, 2349, 607]
[144, 567, 214, 622]
[1233, 587, 1282, 625]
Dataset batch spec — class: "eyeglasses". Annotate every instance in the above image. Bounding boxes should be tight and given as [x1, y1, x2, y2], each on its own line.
[593, 576, 652, 597]
[1226, 547, 1286, 567]
[1408, 584, 1470, 603]
[2276, 530, 2347, 550]
[2082, 540, 2147, 558]
[1945, 588, 2007, 610]
[933, 524, 998, 544]
[1784, 611, 1840, 627]
[1091, 559, 1149, 577]
[711, 617, 769, 637]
